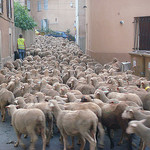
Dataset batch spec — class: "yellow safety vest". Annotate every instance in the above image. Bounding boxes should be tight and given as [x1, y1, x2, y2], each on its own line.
[17, 38, 25, 49]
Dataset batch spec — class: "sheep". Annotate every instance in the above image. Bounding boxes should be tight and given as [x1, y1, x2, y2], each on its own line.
[64, 102, 105, 148]
[0, 73, 6, 84]
[122, 106, 150, 149]
[7, 77, 21, 93]
[95, 90, 140, 107]
[49, 100, 98, 150]
[126, 119, 150, 149]
[100, 101, 134, 149]
[107, 92, 143, 107]
[15, 98, 53, 145]
[0, 88, 14, 121]
[6, 105, 46, 150]
[3, 61, 14, 71]
[70, 78, 95, 94]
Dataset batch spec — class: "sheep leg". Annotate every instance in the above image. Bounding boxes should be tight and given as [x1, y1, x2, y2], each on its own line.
[24, 134, 28, 138]
[82, 132, 96, 150]
[46, 117, 53, 145]
[59, 134, 63, 143]
[1, 108, 5, 122]
[97, 122, 105, 148]
[127, 134, 133, 150]
[41, 128, 46, 150]
[107, 128, 114, 149]
[118, 131, 125, 145]
[29, 131, 38, 150]
[141, 142, 146, 150]
[79, 136, 86, 150]
[138, 138, 145, 150]
[67, 136, 74, 149]
[62, 134, 67, 150]
[15, 131, 26, 149]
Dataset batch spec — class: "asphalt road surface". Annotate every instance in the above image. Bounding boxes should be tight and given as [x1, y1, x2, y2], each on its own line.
[0, 113, 150, 150]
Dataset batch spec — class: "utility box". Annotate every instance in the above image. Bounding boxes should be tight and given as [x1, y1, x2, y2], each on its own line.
[121, 62, 131, 72]
[129, 52, 145, 77]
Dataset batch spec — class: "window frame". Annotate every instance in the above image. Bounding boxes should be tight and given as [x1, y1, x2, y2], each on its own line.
[0, 0, 3, 14]
[44, 0, 48, 10]
[37, 0, 41, 12]
[27, 0, 30, 11]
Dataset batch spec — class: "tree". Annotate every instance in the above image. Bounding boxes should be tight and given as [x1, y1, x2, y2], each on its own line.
[14, 2, 37, 30]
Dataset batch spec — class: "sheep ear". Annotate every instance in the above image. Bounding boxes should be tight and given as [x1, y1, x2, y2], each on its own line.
[49, 103, 54, 107]
[16, 105, 20, 109]
[131, 123, 137, 127]
[137, 107, 143, 110]
[129, 109, 133, 113]
[140, 119, 146, 123]
[5, 106, 10, 108]
[14, 100, 18, 104]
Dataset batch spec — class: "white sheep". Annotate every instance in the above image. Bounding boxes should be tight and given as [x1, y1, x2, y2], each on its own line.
[49, 100, 98, 150]
[0, 88, 14, 121]
[6, 105, 46, 150]
[126, 119, 150, 149]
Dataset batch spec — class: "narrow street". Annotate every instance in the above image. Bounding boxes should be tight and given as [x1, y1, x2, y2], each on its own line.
[0, 113, 150, 150]
[1, 1, 150, 149]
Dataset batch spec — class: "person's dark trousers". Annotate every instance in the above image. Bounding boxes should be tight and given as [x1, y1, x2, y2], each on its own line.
[18, 49, 25, 60]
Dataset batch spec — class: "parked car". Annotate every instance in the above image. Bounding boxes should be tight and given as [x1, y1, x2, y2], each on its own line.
[46, 31, 68, 38]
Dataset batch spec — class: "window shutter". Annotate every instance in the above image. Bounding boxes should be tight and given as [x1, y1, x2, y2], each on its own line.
[6, 0, 9, 17]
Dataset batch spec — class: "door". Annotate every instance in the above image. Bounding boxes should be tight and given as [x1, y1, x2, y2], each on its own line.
[139, 17, 150, 50]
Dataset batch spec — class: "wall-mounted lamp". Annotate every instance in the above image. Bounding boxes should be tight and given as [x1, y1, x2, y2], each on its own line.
[120, 20, 124, 24]
[70, 1, 73, 8]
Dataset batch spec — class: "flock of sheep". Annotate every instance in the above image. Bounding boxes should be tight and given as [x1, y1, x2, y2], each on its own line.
[1, 35, 150, 150]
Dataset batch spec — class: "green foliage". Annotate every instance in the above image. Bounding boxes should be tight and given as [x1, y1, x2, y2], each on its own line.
[14, 2, 37, 30]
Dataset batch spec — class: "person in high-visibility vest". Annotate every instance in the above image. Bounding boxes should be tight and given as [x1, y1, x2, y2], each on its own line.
[17, 34, 26, 60]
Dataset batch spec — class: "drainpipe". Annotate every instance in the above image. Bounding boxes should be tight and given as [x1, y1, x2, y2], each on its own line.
[75, 0, 79, 45]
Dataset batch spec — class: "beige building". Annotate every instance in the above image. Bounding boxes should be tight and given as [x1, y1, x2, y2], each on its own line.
[30, 0, 76, 35]
[0, 0, 14, 67]
[85, 0, 150, 64]
[75, 0, 86, 52]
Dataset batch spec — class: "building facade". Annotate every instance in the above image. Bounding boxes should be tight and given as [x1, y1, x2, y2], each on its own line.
[30, 0, 76, 35]
[0, 0, 14, 67]
[86, 0, 150, 64]
[75, 0, 86, 52]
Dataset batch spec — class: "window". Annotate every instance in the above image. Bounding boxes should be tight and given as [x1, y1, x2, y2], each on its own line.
[134, 17, 150, 51]
[0, 0, 3, 14]
[55, 18, 58, 23]
[44, 0, 48, 10]
[37, 0, 41, 11]
[6, 0, 12, 18]
[41, 19, 49, 31]
[27, 0, 30, 11]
